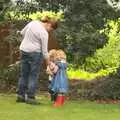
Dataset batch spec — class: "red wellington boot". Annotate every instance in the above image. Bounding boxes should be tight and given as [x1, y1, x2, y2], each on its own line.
[53, 94, 65, 107]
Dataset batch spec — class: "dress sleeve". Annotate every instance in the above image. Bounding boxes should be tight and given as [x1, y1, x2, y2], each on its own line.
[56, 61, 67, 69]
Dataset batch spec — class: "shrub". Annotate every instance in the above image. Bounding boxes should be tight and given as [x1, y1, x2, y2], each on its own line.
[84, 20, 120, 72]
[67, 65, 116, 80]
[6, 10, 64, 21]
[69, 70, 120, 100]
[0, 61, 19, 91]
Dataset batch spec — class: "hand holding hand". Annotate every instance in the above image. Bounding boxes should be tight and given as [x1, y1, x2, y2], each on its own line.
[46, 66, 53, 75]
[53, 65, 58, 73]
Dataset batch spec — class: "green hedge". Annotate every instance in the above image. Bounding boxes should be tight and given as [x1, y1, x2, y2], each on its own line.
[69, 70, 120, 100]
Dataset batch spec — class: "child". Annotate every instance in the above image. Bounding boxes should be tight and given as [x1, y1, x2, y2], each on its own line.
[48, 49, 69, 107]
[46, 49, 58, 102]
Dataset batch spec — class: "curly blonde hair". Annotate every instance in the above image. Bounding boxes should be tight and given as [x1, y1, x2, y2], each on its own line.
[48, 49, 66, 62]
[48, 49, 57, 61]
[55, 49, 66, 61]
[41, 16, 58, 29]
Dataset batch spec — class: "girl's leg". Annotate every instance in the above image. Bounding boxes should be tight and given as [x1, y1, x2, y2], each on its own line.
[48, 89, 58, 102]
[51, 92, 58, 102]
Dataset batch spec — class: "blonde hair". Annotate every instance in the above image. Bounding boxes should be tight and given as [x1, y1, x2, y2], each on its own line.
[48, 49, 67, 62]
[41, 16, 58, 29]
[55, 49, 66, 61]
[48, 49, 57, 61]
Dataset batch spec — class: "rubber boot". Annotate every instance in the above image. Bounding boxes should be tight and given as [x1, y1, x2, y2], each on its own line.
[53, 95, 65, 107]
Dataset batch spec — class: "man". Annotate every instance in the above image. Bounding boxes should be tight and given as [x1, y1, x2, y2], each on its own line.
[16, 16, 58, 104]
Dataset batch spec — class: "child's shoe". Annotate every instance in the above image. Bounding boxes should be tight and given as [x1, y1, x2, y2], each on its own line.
[53, 95, 65, 107]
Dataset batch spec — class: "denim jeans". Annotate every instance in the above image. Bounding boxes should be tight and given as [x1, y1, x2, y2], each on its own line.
[18, 51, 43, 98]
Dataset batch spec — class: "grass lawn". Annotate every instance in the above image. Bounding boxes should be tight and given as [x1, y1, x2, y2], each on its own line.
[0, 94, 120, 120]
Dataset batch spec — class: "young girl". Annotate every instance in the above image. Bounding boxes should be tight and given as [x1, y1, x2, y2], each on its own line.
[46, 49, 58, 102]
[48, 49, 69, 107]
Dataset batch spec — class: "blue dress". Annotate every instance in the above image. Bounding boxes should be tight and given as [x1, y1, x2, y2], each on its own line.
[48, 60, 69, 94]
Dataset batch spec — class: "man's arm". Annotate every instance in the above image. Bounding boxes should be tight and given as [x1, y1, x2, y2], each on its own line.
[40, 32, 49, 66]
[20, 22, 30, 36]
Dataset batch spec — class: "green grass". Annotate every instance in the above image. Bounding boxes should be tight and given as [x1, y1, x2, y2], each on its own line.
[0, 94, 120, 120]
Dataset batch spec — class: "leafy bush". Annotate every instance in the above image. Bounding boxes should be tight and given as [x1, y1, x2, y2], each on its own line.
[67, 65, 116, 80]
[57, 0, 120, 66]
[6, 10, 63, 21]
[69, 70, 120, 100]
[84, 20, 120, 72]
[0, 61, 19, 91]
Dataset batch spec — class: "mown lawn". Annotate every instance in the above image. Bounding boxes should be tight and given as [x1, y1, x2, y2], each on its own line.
[0, 94, 120, 120]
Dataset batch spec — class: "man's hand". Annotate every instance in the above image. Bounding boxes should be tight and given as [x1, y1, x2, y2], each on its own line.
[46, 66, 53, 75]
[17, 30, 21, 34]
[44, 58, 49, 66]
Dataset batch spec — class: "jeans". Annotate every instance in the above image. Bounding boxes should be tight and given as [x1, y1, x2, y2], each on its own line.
[18, 51, 43, 98]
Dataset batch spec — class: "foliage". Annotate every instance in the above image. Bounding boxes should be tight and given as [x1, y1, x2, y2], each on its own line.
[55, 0, 120, 66]
[29, 11, 64, 21]
[7, 10, 64, 21]
[1, 0, 120, 96]
[0, 0, 11, 23]
[6, 0, 68, 20]
[69, 71, 120, 100]
[84, 19, 120, 72]
[0, 61, 19, 90]
[67, 65, 116, 80]
[35, 0, 69, 12]
[5, 23, 22, 44]
[4, 0, 120, 68]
